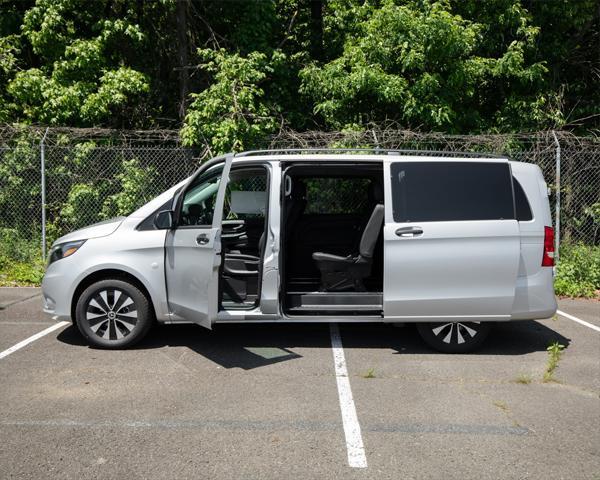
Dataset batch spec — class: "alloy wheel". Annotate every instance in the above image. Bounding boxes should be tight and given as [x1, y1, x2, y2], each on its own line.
[430, 321, 482, 345]
[86, 289, 138, 340]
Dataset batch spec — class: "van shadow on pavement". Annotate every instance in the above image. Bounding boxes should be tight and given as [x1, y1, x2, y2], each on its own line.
[56, 319, 570, 370]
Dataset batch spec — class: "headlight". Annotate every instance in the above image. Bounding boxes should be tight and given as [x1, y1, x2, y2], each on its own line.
[48, 240, 86, 265]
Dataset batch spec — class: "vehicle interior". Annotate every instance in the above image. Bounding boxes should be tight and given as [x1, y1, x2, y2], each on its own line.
[281, 163, 385, 315]
[219, 165, 269, 310]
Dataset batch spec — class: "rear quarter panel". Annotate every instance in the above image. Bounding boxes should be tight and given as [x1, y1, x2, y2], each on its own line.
[510, 162, 557, 319]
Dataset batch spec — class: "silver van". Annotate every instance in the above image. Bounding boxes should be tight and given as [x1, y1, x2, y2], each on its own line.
[42, 150, 557, 353]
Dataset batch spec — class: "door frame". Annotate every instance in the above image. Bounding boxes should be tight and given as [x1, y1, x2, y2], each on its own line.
[219, 161, 276, 313]
[258, 161, 281, 314]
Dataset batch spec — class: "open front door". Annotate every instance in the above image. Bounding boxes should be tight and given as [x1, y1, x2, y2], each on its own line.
[383, 159, 520, 321]
[165, 156, 233, 328]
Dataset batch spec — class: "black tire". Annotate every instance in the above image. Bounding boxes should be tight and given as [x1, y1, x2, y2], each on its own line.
[75, 279, 153, 349]
[416, 321, 491, 353]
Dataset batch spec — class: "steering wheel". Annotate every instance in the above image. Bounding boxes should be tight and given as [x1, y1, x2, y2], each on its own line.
[183, 203, 208, 225]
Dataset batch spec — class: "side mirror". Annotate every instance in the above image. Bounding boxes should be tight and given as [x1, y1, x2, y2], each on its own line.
[153, 210, 174, 229]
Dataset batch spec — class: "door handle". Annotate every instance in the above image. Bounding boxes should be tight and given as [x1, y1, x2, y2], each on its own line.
[196, 233, 210, 245]
[395, 226, 423, 237]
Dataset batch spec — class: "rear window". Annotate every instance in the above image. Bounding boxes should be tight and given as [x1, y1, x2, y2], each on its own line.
[390, 162, 514, 222]
[513, 177, 533, 221]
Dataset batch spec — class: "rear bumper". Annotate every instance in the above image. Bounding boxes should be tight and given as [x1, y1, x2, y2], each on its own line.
[510, 268, 557, 320]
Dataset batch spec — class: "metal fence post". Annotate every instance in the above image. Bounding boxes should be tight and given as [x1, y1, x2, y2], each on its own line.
[551, 130, 561, 262]
[40, 127, 49, 260]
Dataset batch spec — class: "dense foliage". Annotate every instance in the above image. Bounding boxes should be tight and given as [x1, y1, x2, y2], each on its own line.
[302, 0, 550, 131]
[554, 244, 600, 298]
[0, 227, 45, 286]
[1, 0, 598, 152]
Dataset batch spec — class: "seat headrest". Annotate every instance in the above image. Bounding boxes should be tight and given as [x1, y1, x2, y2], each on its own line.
[368, 181, 383, 203]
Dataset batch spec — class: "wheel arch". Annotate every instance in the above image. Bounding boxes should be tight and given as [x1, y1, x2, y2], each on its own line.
[70, 269, 156, 322]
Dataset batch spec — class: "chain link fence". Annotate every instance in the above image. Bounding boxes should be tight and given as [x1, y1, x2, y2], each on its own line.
[0, 126, 598, 262]
[0, 127, 205, 258]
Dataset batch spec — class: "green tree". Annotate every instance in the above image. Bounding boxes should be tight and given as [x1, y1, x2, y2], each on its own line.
[7, 0, 149, 126]
[527, 0, 599, 129]
[181, 48, 281, 153]
[300, 0, 551, 132]
[0, 0, 597, 134]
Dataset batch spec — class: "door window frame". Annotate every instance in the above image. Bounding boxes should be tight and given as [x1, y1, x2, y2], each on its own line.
[176, 167, 225, 230]
[172, 154, 233, 229]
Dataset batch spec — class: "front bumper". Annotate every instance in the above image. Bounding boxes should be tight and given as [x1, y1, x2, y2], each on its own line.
[41, 258, 80, 322]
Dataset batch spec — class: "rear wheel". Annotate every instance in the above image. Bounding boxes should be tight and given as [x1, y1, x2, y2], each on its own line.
[75, 279, 153, 349]
[416, 321, 491, 353]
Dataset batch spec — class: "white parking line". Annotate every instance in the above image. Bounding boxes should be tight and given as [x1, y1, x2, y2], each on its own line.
[0, 321, 70, 360]
[330, 323, 367, 469]
[0, 321, 58, 325]
[557, 310, 600, 332]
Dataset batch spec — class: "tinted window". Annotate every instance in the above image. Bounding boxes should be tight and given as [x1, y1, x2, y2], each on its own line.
[513, 177, 533, 221]
[390, 162, 514, 222]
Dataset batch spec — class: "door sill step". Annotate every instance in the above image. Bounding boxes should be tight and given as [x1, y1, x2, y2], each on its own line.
[286, 291, 382, 312]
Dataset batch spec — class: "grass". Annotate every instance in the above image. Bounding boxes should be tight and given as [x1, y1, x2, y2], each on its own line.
[0, 261, 45, 286]
[0, 229, 45, 286]
[514, 373, 533, 385]
[554, 243, 600, 298]
[493, 400, 509, 412]
[543, 341, 566, 383]
[361, 368, 376, 379]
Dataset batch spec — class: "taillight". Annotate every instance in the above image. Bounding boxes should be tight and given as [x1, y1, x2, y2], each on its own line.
[542, 226, 554, 267]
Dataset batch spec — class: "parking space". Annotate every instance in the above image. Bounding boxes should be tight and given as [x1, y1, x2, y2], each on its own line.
[0, 287, 42, 310]
[557, 298, 600, 327]
[342, 317, 599, 478]
[0, 291, 56, 353]
[0, 288, 598, 479]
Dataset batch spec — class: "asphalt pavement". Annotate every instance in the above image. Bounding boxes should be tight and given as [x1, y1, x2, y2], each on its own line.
[0, 288, 598, 479]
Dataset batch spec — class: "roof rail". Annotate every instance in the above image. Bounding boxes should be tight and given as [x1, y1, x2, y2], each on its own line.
[234, 148, 507, 159]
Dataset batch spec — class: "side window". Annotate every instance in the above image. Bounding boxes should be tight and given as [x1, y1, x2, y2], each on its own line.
[390, 162, 514, 222]
[180, 165, 224, 226]
[304, 178, 371, 214]
[223, 168, 268, 220]
[513, 177, 533, 221]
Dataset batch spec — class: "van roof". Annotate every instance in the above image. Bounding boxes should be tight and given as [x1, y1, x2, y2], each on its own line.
[214, 148, 511, 163]
[237, 148, 507, 158]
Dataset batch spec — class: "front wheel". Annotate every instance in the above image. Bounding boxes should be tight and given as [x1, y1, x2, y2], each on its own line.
[75, 279, 153, 349]
[416, 321, 491, 353]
